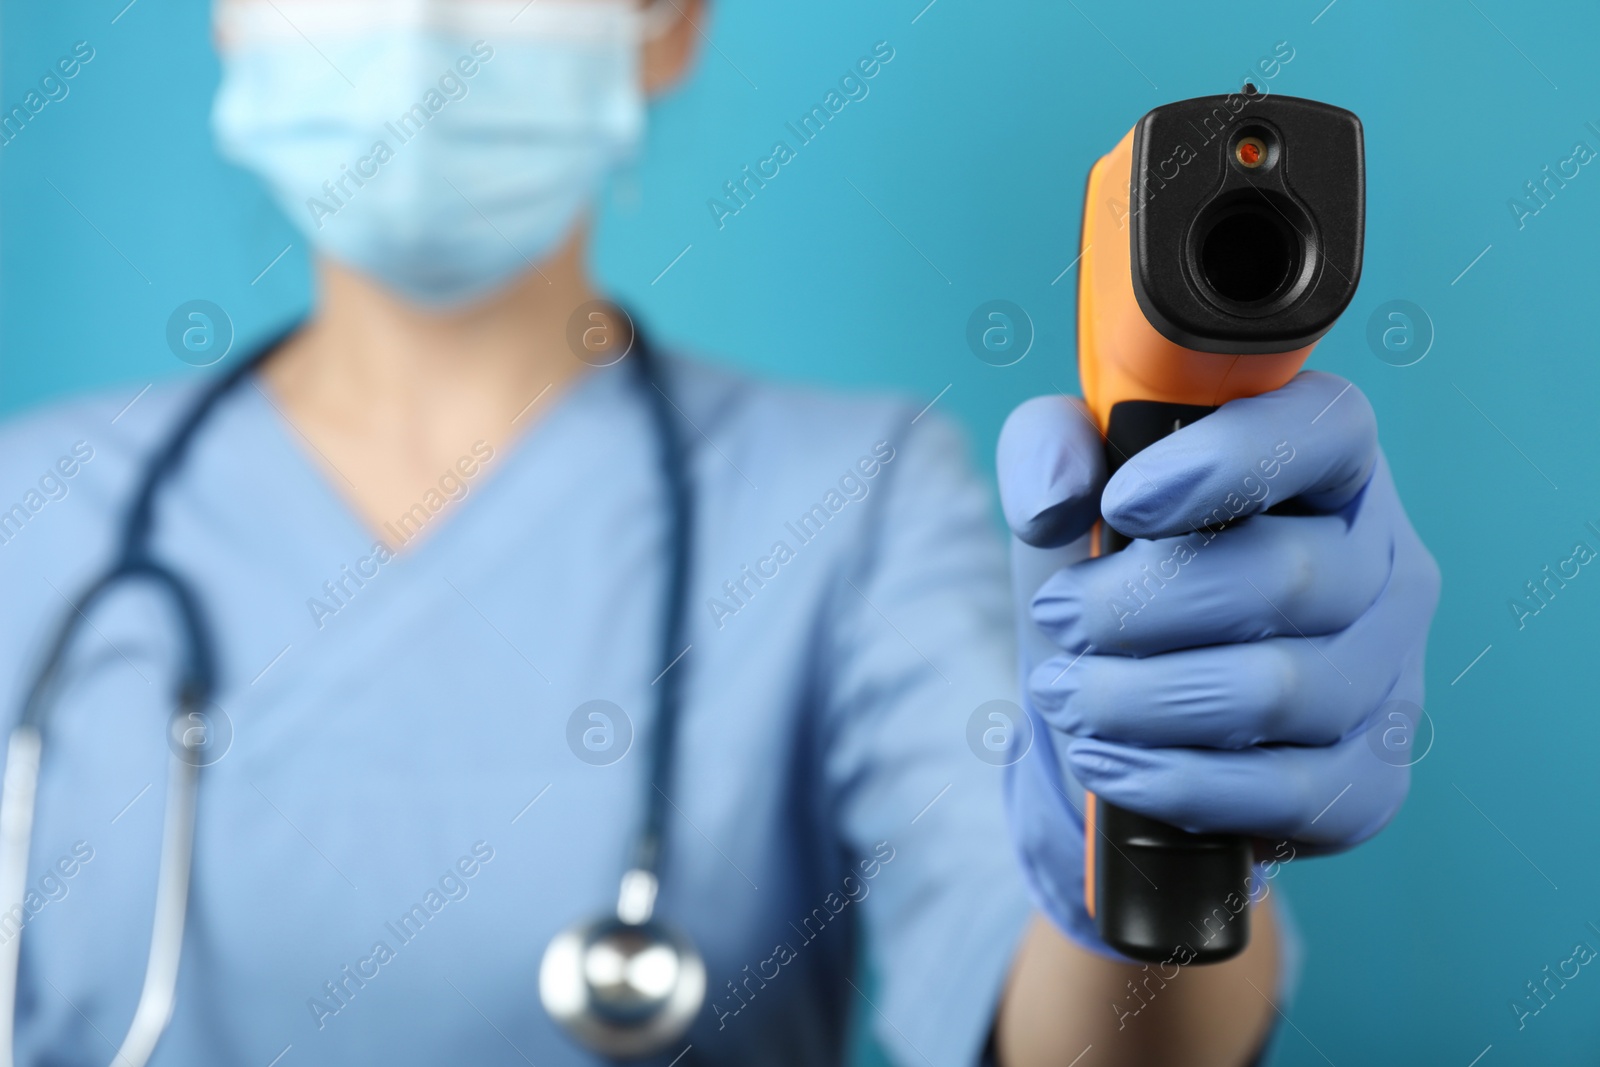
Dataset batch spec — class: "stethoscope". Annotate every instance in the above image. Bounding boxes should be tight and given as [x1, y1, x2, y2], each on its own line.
[0, 319, 703, 1064]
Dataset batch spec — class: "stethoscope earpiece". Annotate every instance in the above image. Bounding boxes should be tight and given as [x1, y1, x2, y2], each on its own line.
[539, 869, 705, 1060]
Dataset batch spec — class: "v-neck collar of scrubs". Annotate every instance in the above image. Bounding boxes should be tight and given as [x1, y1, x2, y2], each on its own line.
[196, 358, 650, 723]
[235, 360, 635, 574]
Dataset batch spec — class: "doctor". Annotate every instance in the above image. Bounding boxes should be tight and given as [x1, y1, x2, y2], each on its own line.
[0, 0, 1438, 1065]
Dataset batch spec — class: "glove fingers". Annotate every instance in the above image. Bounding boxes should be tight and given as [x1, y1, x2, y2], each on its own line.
[1032, 470, 1437, 750]
[1032, 638, 1326, 749]
[1031, 550, 1427, 750]
[998, 394, 1107, 549]
[1032, 507, 1390, 658]
[1101, 371, 1379, 540]
[1065, 729, 1409, 848]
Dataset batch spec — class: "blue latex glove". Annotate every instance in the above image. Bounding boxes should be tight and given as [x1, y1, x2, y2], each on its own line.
[997, 371, 1440, 957]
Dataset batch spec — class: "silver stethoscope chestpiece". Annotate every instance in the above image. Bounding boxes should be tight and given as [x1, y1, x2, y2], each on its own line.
[539, 870, 705, 1060]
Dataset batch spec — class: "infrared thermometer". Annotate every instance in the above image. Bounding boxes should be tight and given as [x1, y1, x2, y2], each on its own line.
[1076, 87, 1365, 963]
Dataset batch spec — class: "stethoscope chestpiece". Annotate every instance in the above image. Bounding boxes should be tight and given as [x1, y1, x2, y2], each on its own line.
[539, 869, 705, 1060]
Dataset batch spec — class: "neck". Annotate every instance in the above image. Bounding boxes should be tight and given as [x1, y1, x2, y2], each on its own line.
[267, 224, 597, 431]
[259, 224, 609, 542]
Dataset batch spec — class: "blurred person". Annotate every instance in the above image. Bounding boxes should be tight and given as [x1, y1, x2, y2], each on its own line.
[0, 1, 1438, 1065]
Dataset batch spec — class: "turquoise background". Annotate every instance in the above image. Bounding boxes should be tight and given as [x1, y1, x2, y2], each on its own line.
[5, 0, 1600, 1063]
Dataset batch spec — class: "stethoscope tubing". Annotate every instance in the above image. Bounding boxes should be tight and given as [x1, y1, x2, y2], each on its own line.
[0, 328, 282, 1067]
[0, 318, 692, 1065]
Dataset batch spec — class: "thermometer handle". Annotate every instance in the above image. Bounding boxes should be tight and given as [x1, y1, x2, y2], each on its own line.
[1088, 400, 1254, 965]
[1074, 91, 1364, 963]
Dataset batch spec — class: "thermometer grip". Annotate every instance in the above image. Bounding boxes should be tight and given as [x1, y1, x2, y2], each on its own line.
[1087, 399, 1254, 965]
[1073, 91, 1363, 964]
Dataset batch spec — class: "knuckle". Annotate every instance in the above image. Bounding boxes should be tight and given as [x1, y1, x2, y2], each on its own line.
[1062, 662, 1107, 736]
[1266, 643, 1301, 737]
[1030, 655, 1099, 736]
[1273, 534, 1317, 616]
[1032, 572, 1092, 650]
[1026, 660, 1068, 715]
[1291, 764, 1324, 837]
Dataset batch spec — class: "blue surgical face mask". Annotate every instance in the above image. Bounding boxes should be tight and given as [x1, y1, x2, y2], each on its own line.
[212, 1, 663, 307]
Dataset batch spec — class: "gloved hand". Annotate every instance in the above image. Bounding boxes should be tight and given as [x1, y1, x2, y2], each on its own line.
[996, 371, 1440, 958]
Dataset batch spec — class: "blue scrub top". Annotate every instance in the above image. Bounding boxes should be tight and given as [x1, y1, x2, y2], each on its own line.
[0, 352, 1033, 1066]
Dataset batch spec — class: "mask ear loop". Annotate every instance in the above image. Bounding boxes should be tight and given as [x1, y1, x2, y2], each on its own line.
[613, 0, 680, 212]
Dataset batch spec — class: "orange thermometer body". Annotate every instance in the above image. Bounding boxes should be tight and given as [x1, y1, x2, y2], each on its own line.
[1077, 89, 1364, 963]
